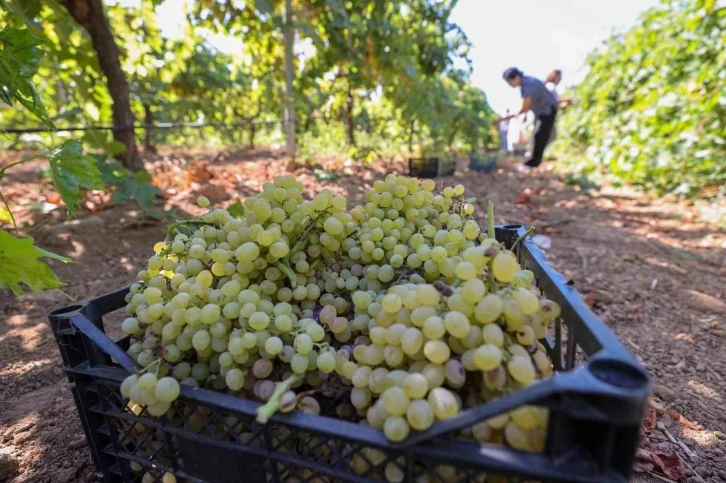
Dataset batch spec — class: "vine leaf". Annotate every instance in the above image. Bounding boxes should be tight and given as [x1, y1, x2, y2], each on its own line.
[0, 26, 51, 126]
[0, 228, 71, 295]
[48, 140, 104, 218]
[96, 158, 163, 217]
[226, 199, 244, 219]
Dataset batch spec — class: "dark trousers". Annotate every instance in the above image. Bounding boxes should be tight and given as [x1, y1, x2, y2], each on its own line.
[527, 109, 557, 167]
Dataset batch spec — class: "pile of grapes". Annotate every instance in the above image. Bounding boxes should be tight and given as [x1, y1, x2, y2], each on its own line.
[119, 174, 559, 457]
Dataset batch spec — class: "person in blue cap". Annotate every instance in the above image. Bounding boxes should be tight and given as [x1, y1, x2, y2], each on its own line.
[498, 67, 558, 168]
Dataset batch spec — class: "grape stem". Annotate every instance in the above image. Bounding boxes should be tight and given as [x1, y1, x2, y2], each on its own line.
[288, 217, 314, 256]
[137, 358, 161, 375]
[165, 220, 214, 241]
[511, 226, 536, 250]
[275, 260, 298, 288]
[256, 374, 302, 423]
[487, 200, 495, 240]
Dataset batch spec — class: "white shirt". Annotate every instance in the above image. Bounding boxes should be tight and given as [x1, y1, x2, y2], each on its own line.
[545, 82, 560, 103]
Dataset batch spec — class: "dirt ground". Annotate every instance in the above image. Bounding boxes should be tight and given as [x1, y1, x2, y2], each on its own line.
[0, 147, 724, 483]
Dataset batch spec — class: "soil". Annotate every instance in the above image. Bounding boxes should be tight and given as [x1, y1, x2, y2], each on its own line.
[1, 147, 724, 483]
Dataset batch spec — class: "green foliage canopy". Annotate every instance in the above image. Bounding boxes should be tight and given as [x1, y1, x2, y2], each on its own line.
[559, 0, 725, 197]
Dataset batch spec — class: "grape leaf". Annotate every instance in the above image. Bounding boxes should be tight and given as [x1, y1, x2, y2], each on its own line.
[48, 140, 104, 217]
[227, 199, 244, 219]
[0, 26, 51, 126]
[0, 228, 71, 295]
[96, 158, 162, 217]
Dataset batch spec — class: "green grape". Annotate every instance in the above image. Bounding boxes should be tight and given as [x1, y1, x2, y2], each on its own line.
[225, 368, 246, 391]
[378, 265, 394, 283]
[510, 406, 539, 430]
[400, 328, 424, 355]
[504, 421, 531, 451]
[406, 399, 434, 431]
[317, 351, 336, 373]
[143, 287, 162, 304]
[120, 375, 139, 398]
[294, 334, 313, 355]
[138, 373, 157, 392]
[473, 344, 502, 371]
[291, 353, 309, 374]
[423, 340, 451, 364]
[324, 217, 344, 236]
[454, 261, 477, 280]
[249, 312, 271, 331]
[352, 366, 373, 388]
[475, 294, 503, 324]
[352, 291, 372, 309]
[265, 336, 283, 355]
[423, 316, 446, 339]
[402, 373, 428, 399]
[533, 351, 553, 376]
[154, 377, 180, 402]
[384, 324, 406, 346]
[539, 299, 561, 319]
[381, 293, 402, 313]
[462, 278, 487, 305]
[410, 306, 436, 327]
[192, 330, 211, 351]
[235, 242, 260, 262]
[383, 416, 410, 442]
[482, 323, 504, 347]
[122, 318, 140, 335]
[351, 387, 372, 409]
[431, 246, 447, 263]
[443, 311, 471, 338]
[382, 387, 410, 416]
[516, 325, 535, 346]
[508, 356, 536, 383]
[492, 251, 518, 283]
[415, 284, 440, 307]
[200, 304, 221, 325]
[514, 288, 539, 315]
[503, 299, 525, 331]
[427, 387, 459, 420]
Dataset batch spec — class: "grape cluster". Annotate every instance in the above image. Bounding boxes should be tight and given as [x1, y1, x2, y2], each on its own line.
[119, 174, 560, 456]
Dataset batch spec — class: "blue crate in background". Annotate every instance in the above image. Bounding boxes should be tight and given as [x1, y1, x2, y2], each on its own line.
[469, 150, 502, 173]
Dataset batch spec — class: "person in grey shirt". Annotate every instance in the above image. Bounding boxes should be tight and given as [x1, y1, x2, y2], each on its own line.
[499, 67, 558, 168]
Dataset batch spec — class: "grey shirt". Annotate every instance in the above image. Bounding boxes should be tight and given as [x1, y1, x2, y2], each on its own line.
[521, 76, 557, 117]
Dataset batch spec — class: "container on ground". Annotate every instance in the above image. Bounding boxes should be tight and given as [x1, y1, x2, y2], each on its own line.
[408, 156, 456, 178]
[49, 225, 651, 483]
[469, 151, 502, 173]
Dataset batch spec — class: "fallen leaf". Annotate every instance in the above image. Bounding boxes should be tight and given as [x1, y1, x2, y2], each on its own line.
[45, 192, 61, 204]
[186, 162, 214, 184]
[532, 234, 551, 250]
[666, 410, 701, 431]
[641, 408, 657, 435]
[516, 188, 533, 204]
[634, 449, 686, 481]
[583, 292, 596, 308]
[633, 449, 655, 473]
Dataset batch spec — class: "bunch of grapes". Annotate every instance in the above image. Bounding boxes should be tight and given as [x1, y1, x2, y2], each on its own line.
[119, 173, 560, 457]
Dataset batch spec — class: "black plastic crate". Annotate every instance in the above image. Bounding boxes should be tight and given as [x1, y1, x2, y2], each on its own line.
[49, 225, 651, 483]
[408, 156, 455, 178]
[469, 151, 502, 173]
